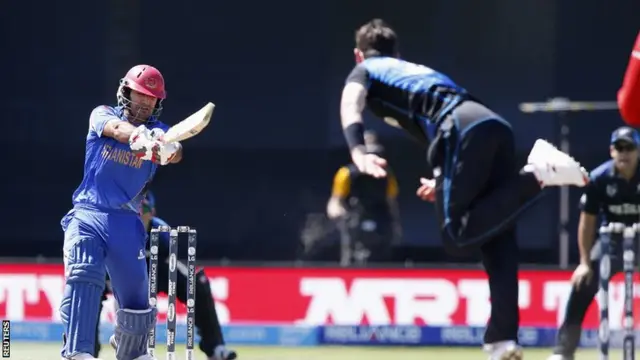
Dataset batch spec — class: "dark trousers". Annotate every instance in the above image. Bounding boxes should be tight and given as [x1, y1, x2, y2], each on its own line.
[479, 229, 520, 343]
[431, 112, 541, 251]
[553, 240, 623, 357]
[430, 102, 542, 343]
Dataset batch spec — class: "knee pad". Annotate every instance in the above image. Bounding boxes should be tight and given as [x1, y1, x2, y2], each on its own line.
[66, 262, 106, 286]
[64, 235, 105, 283]
[60, 262, 105, 321]
[114, 307, 157, 360]
[64, 235, 106, 288]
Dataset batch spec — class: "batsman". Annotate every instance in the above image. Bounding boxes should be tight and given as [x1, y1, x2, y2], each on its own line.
[60, 64, 182, 360]
[548, 126, 640, 360]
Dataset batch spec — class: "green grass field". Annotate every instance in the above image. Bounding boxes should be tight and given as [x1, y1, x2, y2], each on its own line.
[7, 343, 622, 360]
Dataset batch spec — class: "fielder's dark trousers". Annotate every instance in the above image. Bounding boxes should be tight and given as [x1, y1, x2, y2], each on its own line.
[553, 240, 623, 357]
[430, 102, 543, 343]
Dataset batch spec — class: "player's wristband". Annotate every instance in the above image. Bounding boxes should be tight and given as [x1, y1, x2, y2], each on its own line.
[344, 123, 366, 151]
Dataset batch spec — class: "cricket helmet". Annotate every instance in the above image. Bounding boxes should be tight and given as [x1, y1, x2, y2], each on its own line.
[117, 65, 166, 120]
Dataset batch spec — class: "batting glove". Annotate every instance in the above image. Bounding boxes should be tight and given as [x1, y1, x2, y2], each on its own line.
[149, 128, 166, 141]
[153, 141, 180, 165]
[129, 125, 154, 160]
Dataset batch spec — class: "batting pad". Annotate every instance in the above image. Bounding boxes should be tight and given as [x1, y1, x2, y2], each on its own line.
[60, 281, 104, 357]
[114, 307, 157, 360]
[60, 237, 106, 358]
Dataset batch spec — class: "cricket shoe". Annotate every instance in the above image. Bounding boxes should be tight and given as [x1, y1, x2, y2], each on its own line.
[524, 139, 589, 187]
[484, 341, 523, 360]
[61, 353, 102, 360]
[546, 355, 572, 360]
[209, 345, 238, 360]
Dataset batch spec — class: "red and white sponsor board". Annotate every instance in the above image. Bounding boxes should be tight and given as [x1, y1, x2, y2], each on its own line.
[0, 264, 638, 329]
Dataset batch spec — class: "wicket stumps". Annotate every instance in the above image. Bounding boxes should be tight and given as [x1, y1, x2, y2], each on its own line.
[598, 222, 636, 360]
[148, 225, 197, 360]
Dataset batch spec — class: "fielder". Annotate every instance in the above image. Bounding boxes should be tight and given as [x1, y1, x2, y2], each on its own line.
[548, 126, 640, 360]
[340, 19, 589, 360]
[618, 31, 640, 126]
[60, 64, 182, 360]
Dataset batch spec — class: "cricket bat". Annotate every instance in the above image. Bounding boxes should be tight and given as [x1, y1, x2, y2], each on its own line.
[163, 102, 215, 143]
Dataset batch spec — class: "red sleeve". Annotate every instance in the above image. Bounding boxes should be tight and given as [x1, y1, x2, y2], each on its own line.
[618, 31, 640, 126]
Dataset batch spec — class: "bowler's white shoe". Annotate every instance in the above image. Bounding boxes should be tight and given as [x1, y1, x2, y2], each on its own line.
[484, 341, 523, 360]
[524, 139, 589, 187]
[546, 354, 572, 360]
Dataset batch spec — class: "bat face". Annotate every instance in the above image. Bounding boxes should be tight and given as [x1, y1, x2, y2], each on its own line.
[163, 102, 214, 143]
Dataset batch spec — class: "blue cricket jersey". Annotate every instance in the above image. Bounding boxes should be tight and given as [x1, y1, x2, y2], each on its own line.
[346, 57, 472, 144]
[70, 105, 169, 213]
